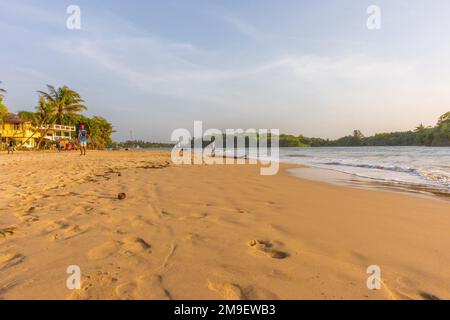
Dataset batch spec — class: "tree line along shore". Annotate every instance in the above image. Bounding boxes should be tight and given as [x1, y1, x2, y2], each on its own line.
[279, 111, 450, 147]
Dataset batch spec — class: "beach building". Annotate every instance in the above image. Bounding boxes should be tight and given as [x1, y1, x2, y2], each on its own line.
[39, 124, 76, 142]
[0, 114, 40, 149]
[38, 124, 77, 150]
[0, 117, 77, 150]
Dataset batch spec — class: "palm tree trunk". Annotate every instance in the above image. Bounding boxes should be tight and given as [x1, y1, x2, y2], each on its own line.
[36, 118, 57, 149]
[17, 118, 47, 149]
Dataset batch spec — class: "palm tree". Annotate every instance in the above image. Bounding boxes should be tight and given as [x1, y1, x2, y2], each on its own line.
[15, 97, 55, 148]
[37, 85, 87, 125]
[35, 95, 56, 124]
[437, 111, 450, 126]
[0, 101, 7, 117]
[17, 111, 39, 124]
[0, 81, 6, 99]
[0, 82, 8, 125]
[35, 85, 87, 148]
[414, 124, 425, 132]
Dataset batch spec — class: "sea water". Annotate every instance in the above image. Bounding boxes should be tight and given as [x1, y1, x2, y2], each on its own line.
[278, 146, 450, 194]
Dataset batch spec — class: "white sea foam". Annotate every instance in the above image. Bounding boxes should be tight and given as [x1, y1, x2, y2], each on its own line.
[277, 146, 450, 191]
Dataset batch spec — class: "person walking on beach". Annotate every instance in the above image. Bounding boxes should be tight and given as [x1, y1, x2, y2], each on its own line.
[78, 124, 88, 156]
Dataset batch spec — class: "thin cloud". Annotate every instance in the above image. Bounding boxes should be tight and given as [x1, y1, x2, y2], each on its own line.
[224, 16, 299, 43]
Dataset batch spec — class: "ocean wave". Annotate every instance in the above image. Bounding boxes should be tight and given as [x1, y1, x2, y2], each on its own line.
[281, 147, 450, 192]
[316, 161, 450, 188]
[417, 171, 450, 185]
[319, 161, 417, 173]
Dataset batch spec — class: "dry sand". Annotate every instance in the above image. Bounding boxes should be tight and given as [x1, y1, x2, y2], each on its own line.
[0, 151, 449, 300]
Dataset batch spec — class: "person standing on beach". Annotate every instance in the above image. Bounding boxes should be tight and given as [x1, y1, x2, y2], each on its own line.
[78, 124, 88, 156]
[176, 142, 184, 157]
[211, 140, 216, 157]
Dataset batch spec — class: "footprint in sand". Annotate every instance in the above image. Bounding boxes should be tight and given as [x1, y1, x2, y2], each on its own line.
[88, 241, 122, 260]
[43, 220, 70, 233]
[160, 210, 172, 218]
[71, 206, 94, 216]
[84, 206, 95, 213]
[180, 212, 208, 220]
[136, 274, 171, 299]
[88, 237, 152, 260]
[115, 274, 171, 300]
[0, 253, 25, 271]
[247, 240, 289, 259]
[0, 226, 17, 238]
[183, 232, 204, 245]
[132, 215, 157, 228]
[115, 282, 138, 300]
[51, 225, 86, 241]
[120, 237, 152, 256]
[207, 280, 246, 300]
[208, 278, 278, 300]
[244, 286, 279, 300]
[381, 276, 435, 300]
[42, 220, 87, 241]
[15, 213, 39, 223]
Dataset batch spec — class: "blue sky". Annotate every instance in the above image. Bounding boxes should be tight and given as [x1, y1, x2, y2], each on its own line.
[1, 0, 450, 141]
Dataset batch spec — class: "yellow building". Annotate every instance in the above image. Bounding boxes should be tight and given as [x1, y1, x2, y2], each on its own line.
[0, 114, 40, 149]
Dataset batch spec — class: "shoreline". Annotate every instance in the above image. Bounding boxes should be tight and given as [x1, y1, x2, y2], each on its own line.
[288, 166, 450, 203]
[2, 148, 449, 202]
[213, 149, 450, 202]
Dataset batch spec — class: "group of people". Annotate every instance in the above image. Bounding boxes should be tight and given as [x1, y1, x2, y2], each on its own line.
[4, 124, 89, 156]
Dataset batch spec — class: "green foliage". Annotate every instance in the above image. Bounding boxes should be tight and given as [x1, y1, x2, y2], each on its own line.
[0, 81, 8, 123]
[0, 81, 6, 99]
[279, 134, 309, 147]
[17, 111, 38, 124]
[279, 111, 450, 147]
[0, 98, 8, 117]
[364, 131, 416, 146]
[37, 85, 87, 125]
[298, 135, 330, 147]
[35, 95, 56, 124]
[414, 124, 434, 146]
[88, 116, 114, 149]
[432, 112, 450, 146]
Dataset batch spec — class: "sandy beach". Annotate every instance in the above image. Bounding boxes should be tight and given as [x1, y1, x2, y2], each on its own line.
[0, 150, 449, 300]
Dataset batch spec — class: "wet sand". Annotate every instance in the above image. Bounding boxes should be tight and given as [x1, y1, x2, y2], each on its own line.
[289, 167, 450, 201]
[1, 151, 449, 300]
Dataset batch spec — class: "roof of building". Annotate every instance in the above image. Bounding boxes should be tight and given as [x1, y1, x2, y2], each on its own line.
[2, 113, 30, 124]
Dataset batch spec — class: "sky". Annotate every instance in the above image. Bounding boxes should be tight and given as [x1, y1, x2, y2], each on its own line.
[1, 0, 450, 142]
